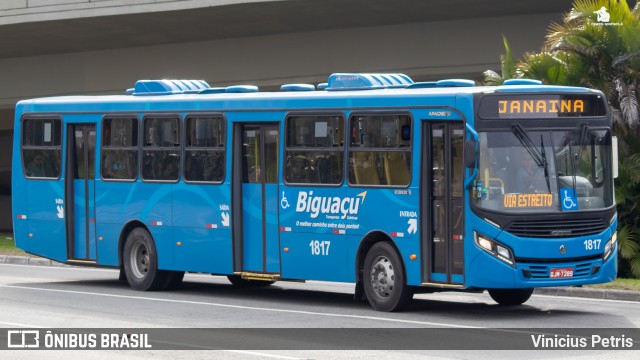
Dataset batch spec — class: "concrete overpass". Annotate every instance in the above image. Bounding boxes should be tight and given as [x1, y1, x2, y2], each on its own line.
[0, 0, 576, 229]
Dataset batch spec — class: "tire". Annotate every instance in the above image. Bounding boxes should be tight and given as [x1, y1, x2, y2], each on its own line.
[227, 275, 274, 287]
[123, 228, 167, 291]
[488, 288, 534, 306]
[363, 242, 413, 312]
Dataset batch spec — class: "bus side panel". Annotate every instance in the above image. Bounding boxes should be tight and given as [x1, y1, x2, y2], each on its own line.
[279, 186, 350, 281]
[344, 187, 422, 286]
[172, 182, 233, 274]
[173, 227, 232, 273]
[26, 180, 67, 262]
[95, 181, 174, 268]
[95, 181, 146, 266]
[94, 221, 120, 266]
[138, 183, 174, 270]
[280, 232, 349, 282]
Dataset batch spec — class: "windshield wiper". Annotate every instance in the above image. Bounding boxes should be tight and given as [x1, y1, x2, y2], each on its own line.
[512, 124, 551, 193]
[512, 124, 544, 166]
[540, 135, 551, 193]
[570, 123, 589, 193]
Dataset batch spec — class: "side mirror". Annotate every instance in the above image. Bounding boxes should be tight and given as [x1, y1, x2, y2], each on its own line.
[612, 136, 618, 179]
[465, 140, 477, 168]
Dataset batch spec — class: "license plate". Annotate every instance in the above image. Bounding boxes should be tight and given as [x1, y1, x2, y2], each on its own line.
[549, 267, 574, 278]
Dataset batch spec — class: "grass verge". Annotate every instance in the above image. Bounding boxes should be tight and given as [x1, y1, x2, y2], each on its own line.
[0, 232, 31, 257]
[586, 278, 640, 292]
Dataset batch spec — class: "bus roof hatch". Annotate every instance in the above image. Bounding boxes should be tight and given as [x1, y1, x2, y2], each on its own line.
[127, 79, 211, 95]
[325, 73, 414, 91]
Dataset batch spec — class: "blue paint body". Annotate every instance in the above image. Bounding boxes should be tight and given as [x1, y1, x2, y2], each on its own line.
[10, 73, 617, 293]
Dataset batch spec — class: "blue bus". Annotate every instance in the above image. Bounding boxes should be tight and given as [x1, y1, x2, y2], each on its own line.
[11, 73, 618, 311]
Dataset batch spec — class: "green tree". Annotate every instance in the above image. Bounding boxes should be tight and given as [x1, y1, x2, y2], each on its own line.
[521, 0, 640, 131]
[483, 35, 518, 85]
[483, 0, 640, 277]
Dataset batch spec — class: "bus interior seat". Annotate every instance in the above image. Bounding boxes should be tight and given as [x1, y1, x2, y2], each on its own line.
[321, 153, 341, 184]
[383, 152, 410, 186]
[286, 155, 315, 183]
[314, 155, 329, 183]
[353, 152, 380, 185]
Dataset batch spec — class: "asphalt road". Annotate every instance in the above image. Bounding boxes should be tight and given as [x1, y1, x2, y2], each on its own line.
[0, 263, 638, 359]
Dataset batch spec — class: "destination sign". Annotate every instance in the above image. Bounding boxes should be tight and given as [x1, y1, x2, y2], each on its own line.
[478, 94, 607, 119]
[503, 193, 554, 208]
[499, 99, 584, 115]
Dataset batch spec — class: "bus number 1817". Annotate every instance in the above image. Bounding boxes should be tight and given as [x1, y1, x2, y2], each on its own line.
[309, 240, 331, 256]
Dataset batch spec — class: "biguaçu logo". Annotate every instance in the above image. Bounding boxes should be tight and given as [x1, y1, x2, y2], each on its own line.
[295, 191, 367, 220]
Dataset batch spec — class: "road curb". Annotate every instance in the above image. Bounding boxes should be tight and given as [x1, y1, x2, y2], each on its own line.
[1, 254, 639, 302]
[0, 254, 68, 267]
[535, 286, 640, 302]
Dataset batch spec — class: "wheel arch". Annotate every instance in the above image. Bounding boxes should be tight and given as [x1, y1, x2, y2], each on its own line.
[354, 230, 406, 284]
[118, 220, 150, 269]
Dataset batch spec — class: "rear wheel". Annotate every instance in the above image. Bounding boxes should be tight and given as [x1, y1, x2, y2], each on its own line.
[363, 242, 413, 312]
[123, 228, 167, 291]
[227, 275, 274, 287]
[488, 288, 534, 306]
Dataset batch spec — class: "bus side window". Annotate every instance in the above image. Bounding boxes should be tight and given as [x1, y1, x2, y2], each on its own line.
[348, 114, 411, 186]
[142, 117, 181, 182]
[183, 116, 225, 183]
[101, 117, 138, 181]
[22, 118, 62, 179]
[284, 115, 344, 185]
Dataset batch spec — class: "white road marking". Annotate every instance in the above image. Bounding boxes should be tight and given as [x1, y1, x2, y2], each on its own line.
[224, 350, 306, 360]
[0, 263, 118, 272]
[0, 283, 478, 328]
[0, 320, 44, 328]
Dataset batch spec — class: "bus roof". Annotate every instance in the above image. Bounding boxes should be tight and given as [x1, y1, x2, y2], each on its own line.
[15, 73, 598, 113]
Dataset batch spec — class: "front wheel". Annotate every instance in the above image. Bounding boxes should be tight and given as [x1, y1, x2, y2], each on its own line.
[488, 288, 534, 306]
[363, 242, 413, 312]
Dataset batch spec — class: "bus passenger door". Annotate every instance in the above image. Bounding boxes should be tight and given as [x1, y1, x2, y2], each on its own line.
[422, 122, 464, 285]
[232, 123, 280, 274]
[66, 124, 97, 261]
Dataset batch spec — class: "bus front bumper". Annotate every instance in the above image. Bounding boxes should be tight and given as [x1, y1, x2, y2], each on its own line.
[466, 246, 617, 289]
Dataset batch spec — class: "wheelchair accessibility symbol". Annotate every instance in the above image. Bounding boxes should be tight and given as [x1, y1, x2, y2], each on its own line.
[561, 188, 579, 211]
[281, 191, 290, 209]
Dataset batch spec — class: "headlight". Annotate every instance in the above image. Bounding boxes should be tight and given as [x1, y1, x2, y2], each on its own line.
[603, 232, 617, 261]
[474, 232, 515, 267]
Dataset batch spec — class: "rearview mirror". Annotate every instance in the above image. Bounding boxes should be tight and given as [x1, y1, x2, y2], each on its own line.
[465, 140, 477, 168]
[612, 136, 618, 179]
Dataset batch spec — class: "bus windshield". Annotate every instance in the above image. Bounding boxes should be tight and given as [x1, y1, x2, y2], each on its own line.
[474, 128, 613, 213]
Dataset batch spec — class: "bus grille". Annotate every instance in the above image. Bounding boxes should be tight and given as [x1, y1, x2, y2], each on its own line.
[505, 218, 608, 238]
[524, 262, 594, 279]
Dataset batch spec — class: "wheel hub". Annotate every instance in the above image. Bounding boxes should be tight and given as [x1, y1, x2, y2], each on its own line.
[370, 256, 395, 298]
[130, 241, 150, 279]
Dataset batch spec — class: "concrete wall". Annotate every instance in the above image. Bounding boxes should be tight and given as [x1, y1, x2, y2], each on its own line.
[0, 13, 551, 107]
[0, 109, 13, 131]
[0, 4, 563, 232]
[0, 195, 12, 230]
[0, 0, 263, 24]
